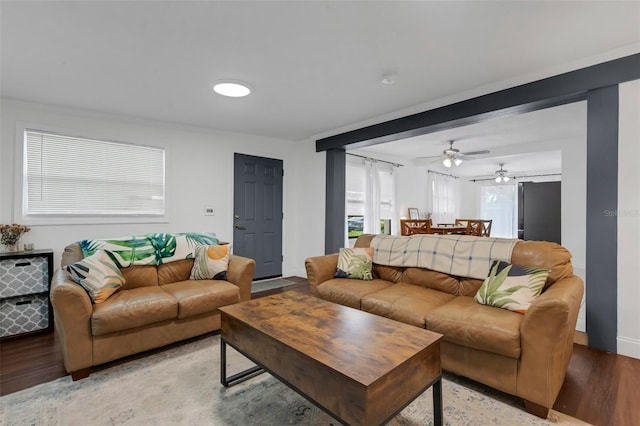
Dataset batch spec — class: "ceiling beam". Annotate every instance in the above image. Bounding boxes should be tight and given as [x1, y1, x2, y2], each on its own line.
[316, 54, 640, 152]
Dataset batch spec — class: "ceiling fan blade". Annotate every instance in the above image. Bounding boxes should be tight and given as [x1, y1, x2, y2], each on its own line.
[413, 156, 443, 166]
[461, 150, 490, 156]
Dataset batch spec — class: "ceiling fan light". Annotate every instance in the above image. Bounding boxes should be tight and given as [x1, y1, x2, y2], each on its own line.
[454, 158, 462, 166]
[503, 176, 510, 182]
[495, 176, 502, 183]
[442, 158, 452, 168]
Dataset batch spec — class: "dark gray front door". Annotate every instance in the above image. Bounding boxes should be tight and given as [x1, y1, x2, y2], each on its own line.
[233, 153, 283, 279]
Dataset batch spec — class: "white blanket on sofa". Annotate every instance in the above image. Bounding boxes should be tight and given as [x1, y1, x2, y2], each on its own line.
[371, 234, 518, 280]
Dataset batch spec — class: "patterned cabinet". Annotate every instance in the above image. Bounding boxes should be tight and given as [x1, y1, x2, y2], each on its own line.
[0, 250, 54, 339]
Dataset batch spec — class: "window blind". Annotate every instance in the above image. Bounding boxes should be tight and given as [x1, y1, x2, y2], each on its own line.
[24, 130, 165, 216]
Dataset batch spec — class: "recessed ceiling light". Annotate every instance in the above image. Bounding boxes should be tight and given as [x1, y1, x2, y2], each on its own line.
[213, 81, 251, 97]
[381, 73, 397, 85]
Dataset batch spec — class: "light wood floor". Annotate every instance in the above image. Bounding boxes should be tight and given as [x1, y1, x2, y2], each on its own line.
[1, 277, 639, 425]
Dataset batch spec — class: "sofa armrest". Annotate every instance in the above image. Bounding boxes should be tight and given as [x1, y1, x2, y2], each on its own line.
[304, 254, 339, 295]
[50, 269, 94, 374]
[227, 255, 256, 301]
[517, 275, 584, 408]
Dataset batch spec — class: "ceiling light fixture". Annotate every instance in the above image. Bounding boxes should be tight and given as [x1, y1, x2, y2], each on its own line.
[495, 164, 510, 183]
[213, 81, 251, 97]
[442, 156, 462, 168]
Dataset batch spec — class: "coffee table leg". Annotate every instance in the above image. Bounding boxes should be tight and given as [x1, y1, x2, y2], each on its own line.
[220, 338, 265, 387]
[433, 376, 443, 426]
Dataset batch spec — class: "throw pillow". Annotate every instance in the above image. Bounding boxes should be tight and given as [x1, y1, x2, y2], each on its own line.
[66, 250, 125, 304]
[335, 247, 374, 280]
[474, 260, 550, 314]
[190, 244, 230, 280]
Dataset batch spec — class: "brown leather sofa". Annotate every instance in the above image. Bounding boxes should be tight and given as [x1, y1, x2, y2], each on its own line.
[51, 242, 255, 380]
[305, 234, 584, 419]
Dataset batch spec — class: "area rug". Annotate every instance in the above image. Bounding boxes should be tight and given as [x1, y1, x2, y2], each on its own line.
[251, 278, 296, 293]
[0, 335, 587, 425]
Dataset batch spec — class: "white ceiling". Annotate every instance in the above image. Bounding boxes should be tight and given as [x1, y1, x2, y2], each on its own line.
[352, 101, 587, 178]
[1, 1, 639, 143]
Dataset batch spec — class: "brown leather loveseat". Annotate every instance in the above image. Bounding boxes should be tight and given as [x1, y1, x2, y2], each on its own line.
[51, 241, 255, 380]
[305, 234, 584, 419]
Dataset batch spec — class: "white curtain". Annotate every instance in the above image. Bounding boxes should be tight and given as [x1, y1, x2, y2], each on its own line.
[427, 171, 460, 225]
[478, 183, 517, 238]
[364, 160, 381, 234]
[345, 157, 397, 245]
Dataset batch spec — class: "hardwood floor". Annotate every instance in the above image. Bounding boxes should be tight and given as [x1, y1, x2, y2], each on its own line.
[2, 277, 639, 425]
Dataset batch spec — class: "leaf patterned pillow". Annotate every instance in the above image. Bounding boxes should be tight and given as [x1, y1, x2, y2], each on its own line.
[335, 247, 374, 280]
[66, 250, 125, 304]
[475, 260, 550, 314]
[190, 244, 230, 280]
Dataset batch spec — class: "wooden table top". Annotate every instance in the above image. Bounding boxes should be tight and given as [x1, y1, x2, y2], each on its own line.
[219, 291, 442, 386]
[429, 226, 467, 234]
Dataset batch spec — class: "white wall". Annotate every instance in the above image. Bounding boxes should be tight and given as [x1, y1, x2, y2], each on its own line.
[0, 99, 323, 277]
[617, 80, 640, 359]
[560, 136, 587, 332]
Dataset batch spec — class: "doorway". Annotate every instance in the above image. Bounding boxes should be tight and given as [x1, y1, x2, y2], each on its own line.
[233, 153, 283, 279]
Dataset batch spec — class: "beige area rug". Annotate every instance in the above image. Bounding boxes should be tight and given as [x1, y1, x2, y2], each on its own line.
[0, 335, 588, 425]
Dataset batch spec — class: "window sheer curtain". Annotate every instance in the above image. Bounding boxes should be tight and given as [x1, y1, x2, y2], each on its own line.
[345, 157, 397, 245]
[478, 183, 517, 238]
[364, 160, 381, 234]
[427, 171, 460, 225]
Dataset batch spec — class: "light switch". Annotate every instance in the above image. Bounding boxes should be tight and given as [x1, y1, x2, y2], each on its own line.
[204, 206, 215, 216]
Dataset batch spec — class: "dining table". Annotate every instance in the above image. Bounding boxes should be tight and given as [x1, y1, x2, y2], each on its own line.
[428, 225, 467, 235]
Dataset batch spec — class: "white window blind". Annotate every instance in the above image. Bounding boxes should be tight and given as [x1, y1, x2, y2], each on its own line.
[24, 130, 165, 217]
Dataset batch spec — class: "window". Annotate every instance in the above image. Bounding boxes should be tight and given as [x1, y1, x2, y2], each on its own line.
[21, 129, 165, 223]
[346, 156, 396, 242]
[478, 184, 516, 238]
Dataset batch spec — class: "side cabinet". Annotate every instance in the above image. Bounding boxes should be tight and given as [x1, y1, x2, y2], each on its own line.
[0, 250, 54, 339]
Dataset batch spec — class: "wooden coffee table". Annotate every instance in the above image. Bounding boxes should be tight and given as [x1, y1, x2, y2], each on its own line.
[219, 292, 443, 425]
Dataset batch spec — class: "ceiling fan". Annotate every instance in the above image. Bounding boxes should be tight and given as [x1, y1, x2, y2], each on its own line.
[495, 164, 510, 183]
[415, 140, 490, 168]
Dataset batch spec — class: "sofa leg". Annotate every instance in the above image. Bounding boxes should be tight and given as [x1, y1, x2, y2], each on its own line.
[524, 400, 550, 419]
[71, 368, 90, 381]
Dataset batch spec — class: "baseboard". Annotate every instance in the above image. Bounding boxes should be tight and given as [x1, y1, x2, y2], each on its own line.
[574, 331, 588, 346]
[617, 336, 640, 359]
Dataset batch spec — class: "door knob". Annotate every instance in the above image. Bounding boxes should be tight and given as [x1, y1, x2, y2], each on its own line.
[234, 223, 245, 229]
[234, 214, 240, 219]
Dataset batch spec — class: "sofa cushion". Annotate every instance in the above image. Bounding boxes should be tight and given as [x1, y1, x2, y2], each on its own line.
[120, 265, 159, 289]
[475, 261, 550, 314]
[511, 240, 573, 288]
[361, 283, 455, 328]
[426, 296, 523, 359]
[317, 278, 392, 309]
[158, 259, 193, 285]
[66, 250, 125, 304]
[190, 244, 230, 280]
[91, 287, 178, 336]
[400, 268, 461, 295]
[162, 280, 239, 319]
[335, 247, 374, 280]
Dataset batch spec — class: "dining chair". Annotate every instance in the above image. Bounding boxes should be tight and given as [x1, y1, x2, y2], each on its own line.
[400, 219, 432, 235]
